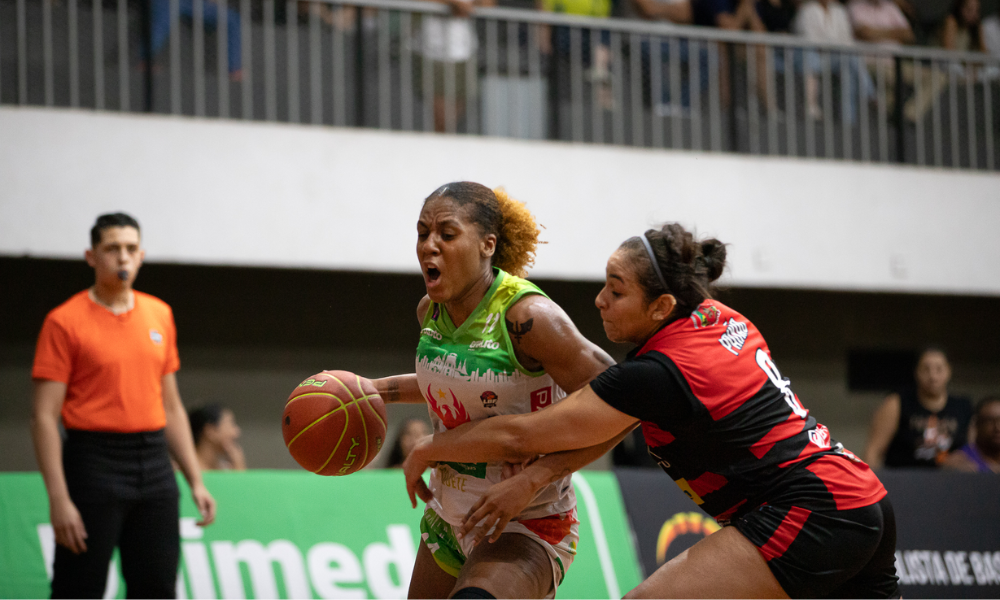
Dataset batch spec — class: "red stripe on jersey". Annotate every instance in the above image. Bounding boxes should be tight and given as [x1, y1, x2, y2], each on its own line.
[805, 455, 887, 511]
[638, 302, 770, 421]
[759, 506, 812, 562]
[689, 471, 728, 497]
[642, 422, 675, 446]
[714, 498, 748, 522]
[750, 414, 806, 459]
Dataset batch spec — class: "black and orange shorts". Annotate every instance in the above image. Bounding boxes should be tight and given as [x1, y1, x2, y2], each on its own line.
[733, 496, 900, 599]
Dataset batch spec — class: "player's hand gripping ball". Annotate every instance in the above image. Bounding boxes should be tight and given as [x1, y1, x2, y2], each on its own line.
[282, 371, 387, 475]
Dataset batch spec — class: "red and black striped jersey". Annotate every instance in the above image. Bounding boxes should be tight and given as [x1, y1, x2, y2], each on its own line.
[591, 300, 885, 524]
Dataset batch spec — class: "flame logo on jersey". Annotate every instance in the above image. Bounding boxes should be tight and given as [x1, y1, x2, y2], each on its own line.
[426, 385, 471, 429]
[656, 512, 721, 564]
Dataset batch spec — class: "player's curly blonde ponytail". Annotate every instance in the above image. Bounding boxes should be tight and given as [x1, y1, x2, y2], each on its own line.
[491, 187, 540, 278]
[423, 182, 542, 279]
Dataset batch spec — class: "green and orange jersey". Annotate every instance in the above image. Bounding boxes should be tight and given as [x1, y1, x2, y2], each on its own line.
[416, 268, 577, 527]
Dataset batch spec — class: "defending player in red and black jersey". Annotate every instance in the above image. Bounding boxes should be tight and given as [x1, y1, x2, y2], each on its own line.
[402, 224, 899, 599]
[596, 299, 886, 527]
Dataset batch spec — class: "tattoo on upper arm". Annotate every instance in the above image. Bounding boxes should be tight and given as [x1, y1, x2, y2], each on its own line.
[506, 318, 534, 343]
[384, 379, 400, 404]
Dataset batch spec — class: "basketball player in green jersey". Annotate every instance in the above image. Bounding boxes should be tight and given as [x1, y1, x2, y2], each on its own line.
[364, 182, 632, 599]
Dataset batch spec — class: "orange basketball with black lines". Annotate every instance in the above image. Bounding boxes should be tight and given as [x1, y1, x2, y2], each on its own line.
[282, 370, 387, 476]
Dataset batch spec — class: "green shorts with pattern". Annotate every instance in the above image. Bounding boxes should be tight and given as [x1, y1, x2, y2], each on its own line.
[419, 505, 579, 593]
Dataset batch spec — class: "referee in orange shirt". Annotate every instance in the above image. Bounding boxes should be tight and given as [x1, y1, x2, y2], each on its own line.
[30, 213, 216, 598]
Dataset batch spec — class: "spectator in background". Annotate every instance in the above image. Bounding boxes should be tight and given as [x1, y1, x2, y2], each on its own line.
[794, 0, 875, 121]
[943, 396, 1000, 473]
[624, 0, 701, 116]
[864, 348, 974, 469]
[692, 0, 772, 107]
[848, 0, 914, 45]
[984, 10, 1000, 57]
[541, 0, 615, 110]
[417, 0, 496, 132]
[940, 0, 986, 52]
[756, 0, 798, 34]
[189, 404, 246, 471]
[385, 418, 431, 468]
[847, 0, 948, 121]
[628, 0, 692, 23]
[148, 0, 243, 81]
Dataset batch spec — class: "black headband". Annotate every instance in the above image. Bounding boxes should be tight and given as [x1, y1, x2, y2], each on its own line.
[633, 234, 669, 293]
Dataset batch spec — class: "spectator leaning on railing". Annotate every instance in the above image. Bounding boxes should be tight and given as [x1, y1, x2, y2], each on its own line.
[939, 0, 986, 52]
[622, 0, 700, 116]
[794, 0, 875, 122]
[691, 0, 771, 107]
[146, 0, 243, 81]
[848, 0, 914, 45]
[755, 0, 797, 34]
[943, 396, 1000, 474]
[540, 0, 616, 109]
[417, 0, 496, 132]
[847, 0, 949, 121]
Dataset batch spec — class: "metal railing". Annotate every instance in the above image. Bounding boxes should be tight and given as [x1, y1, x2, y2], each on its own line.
[2, 0, 998, 169]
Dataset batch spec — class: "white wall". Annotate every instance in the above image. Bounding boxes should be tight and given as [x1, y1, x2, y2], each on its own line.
[2, 106, 999, 295]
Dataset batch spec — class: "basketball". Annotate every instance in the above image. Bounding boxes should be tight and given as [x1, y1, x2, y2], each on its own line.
[282, 370, 387, 476]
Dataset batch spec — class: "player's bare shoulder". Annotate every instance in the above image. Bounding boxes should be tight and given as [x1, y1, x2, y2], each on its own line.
[417, 295, 432, 326]
[504, 294, 576, 351]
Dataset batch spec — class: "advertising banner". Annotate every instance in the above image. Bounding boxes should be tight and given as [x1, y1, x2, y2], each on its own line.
[613, 468, 713, 579]
[614, 467, 1000, 599]
[0, 470, 642, 599]
[879, 470, 1000, 599]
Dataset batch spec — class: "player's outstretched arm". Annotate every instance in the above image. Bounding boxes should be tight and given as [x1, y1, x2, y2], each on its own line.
[403, 385, 638, 507]
[457, 424, 638, 545]
[368, 374, 426, 404]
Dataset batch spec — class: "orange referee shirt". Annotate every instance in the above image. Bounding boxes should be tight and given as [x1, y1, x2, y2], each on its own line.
[32, 290, 180, 433]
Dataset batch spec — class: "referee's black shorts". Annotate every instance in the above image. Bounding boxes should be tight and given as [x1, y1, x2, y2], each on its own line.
[733, 496, 900, 599]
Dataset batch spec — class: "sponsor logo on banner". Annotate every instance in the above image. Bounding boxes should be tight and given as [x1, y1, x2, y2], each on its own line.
[895, 550, 1000, 587]
[36, 518, 417, 600]
[531, 387, 553, 412]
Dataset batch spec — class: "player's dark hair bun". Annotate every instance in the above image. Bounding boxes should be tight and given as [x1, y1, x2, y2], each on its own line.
[620, 223, 727, 322]
[700, 238, 727, 283]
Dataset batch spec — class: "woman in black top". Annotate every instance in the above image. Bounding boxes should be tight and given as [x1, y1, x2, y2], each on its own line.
[864, 348, 973, 468]
[403, 223, 898, 598]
